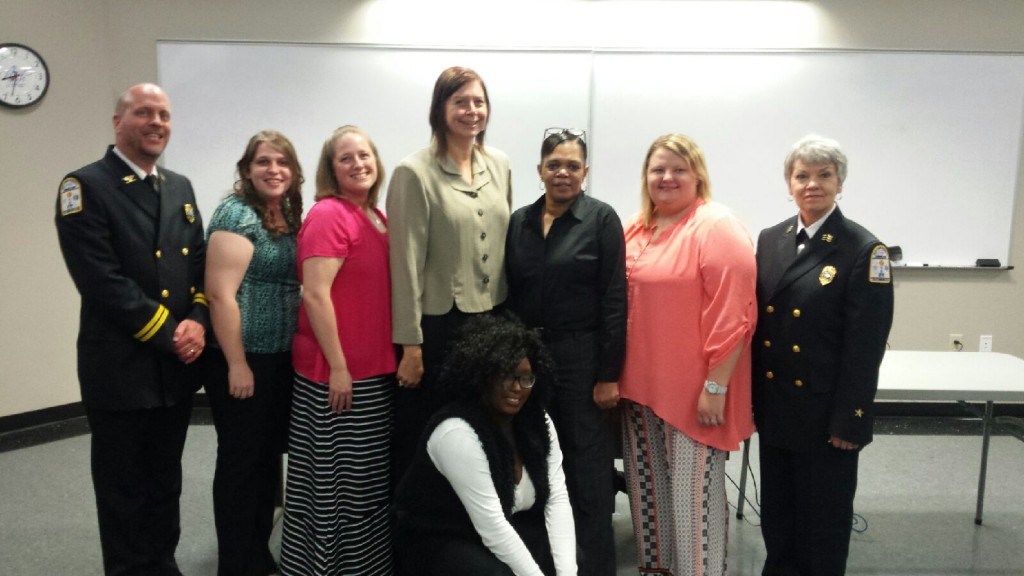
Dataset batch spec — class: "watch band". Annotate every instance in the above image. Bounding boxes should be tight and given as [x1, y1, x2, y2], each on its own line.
[704, 379, 728, 395]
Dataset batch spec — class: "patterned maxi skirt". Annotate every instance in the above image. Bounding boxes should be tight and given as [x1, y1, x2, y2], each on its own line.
[622, 402, 729, 576]
[280, 373, 395, 576]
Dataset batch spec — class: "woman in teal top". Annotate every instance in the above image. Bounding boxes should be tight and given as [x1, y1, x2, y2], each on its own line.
[205, 130, 303, 576]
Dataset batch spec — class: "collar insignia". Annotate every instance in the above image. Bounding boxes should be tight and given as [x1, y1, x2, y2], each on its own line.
[122, 175, 137, 184]
[184, 203, 196, 224]
[822, 233, 834, 243]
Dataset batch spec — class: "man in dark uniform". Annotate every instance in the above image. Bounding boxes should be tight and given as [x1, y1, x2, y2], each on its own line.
[55, 83, 209, 576]
[753, 135, 894, 576]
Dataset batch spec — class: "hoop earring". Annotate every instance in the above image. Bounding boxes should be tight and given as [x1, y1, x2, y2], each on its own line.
[837, 192, 843, 201]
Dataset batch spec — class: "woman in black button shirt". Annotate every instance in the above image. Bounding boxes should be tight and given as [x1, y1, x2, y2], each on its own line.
[504, 128, 627, 576]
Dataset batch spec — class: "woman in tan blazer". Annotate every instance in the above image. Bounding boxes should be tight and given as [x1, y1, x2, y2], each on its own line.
[386, 66, 513, 485]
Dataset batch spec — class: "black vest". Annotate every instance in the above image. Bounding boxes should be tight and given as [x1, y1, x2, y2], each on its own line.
[393, 399, 552, 562]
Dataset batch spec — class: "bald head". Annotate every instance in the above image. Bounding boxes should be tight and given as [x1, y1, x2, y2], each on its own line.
[113, 83, 172, 172]
[116, 83, 165, 113]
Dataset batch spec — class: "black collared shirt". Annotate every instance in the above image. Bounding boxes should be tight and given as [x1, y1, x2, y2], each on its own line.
[505, 193, 627, 382]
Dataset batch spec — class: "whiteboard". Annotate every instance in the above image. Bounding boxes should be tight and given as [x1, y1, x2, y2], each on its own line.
[158, 42, 592, 227]
[159, 43, 1024, 266]
[590, 51, 1024, 266]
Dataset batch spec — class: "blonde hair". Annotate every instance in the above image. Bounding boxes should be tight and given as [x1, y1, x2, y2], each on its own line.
[639, 134, 712, 227]
[314, 125, 386, 205]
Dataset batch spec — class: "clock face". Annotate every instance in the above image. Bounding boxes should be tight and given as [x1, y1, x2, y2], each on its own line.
[0, 43, 50, 108]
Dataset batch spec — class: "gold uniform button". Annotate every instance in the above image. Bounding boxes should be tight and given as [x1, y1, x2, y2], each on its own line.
[766, 371, 774, 379]
[766, 305, 775, 313]
[763, 340, 771, 348]
[190, 286, 196, 294]
[792, 309, 801, 318]
[161, 289, 170, 298]
[795, 379, 804, 388]
[181, 247, 190, 256]
[155, 250, 162, 259]
[792, 345, 801, 353]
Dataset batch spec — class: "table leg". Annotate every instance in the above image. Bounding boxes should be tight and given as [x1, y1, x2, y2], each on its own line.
[737, 437, 750, 519]
[975, 401, 993, 525]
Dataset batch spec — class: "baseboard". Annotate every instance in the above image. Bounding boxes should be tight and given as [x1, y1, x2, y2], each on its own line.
[0, 396, 1019, 453]
[0, 395, 212, 453]
[0, 402, 86, 435]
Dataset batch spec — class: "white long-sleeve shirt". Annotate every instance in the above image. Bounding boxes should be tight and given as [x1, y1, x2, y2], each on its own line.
[426, 413, 577, 576]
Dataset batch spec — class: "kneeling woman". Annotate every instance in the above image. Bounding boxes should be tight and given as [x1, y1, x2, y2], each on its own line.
[394, 314, 577, 576]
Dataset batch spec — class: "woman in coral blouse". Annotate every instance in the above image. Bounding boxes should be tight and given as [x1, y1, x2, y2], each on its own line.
[619, 134, 757, 576]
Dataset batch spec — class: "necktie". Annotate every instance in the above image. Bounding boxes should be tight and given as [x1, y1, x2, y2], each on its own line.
[145, 174, 160, 195]
[796, 229, 808, 254]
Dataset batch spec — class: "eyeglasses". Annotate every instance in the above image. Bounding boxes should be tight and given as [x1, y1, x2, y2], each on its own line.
[544, 127, 587, 142]
[502, 373, 537, 390]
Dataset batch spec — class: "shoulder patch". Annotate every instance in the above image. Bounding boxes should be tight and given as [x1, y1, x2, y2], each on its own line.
[869, 244, 891, 284]
[59, 177, 83, 216]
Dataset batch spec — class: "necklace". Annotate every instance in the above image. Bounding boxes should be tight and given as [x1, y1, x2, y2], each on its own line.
[364, 207, 386, 231]
[625, 226, 655, 281]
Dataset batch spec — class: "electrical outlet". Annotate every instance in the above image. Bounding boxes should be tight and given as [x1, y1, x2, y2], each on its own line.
[980, 335, 993, 352]
[949, 333, 963, 351]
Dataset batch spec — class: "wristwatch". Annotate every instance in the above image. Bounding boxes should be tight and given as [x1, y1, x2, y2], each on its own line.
[704, 380, 728, 395]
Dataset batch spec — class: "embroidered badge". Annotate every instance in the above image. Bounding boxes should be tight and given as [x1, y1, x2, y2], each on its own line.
[122, 175, 137, 184]
[184, 203, 196, 224]
[59, 177, 83, 216]
[819, 265, 837, 286]
[869, 244, 892, 284]
[822, 233, 834, 243]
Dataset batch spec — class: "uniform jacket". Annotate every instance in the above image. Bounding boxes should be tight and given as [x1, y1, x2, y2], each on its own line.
[386, 144, 512, 344]
[752, 207, 893, 451]
[55, 146, 209, 410]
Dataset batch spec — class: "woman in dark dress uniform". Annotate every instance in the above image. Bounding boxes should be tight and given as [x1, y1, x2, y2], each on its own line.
[753, 134, 894, 576]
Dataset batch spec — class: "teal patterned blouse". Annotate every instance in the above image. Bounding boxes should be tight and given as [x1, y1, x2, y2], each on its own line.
[207, 195, 300, 353]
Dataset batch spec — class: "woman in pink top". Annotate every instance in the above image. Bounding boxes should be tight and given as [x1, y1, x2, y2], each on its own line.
[619, 134, 757, 576]
[281, 126, 397, 576]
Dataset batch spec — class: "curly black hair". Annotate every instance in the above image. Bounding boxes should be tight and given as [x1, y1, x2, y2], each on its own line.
[436, 312, 554, 411]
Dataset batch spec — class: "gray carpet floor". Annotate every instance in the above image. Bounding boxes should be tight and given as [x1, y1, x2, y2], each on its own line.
[2, 418, 1023, 575]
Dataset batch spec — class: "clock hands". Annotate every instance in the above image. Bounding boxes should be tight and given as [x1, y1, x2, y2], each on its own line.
[1, 67, 21, 99]
[1, 67, 23, 100]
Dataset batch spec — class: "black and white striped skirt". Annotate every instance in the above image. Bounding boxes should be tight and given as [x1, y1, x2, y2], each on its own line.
[280, 373, 395, 576]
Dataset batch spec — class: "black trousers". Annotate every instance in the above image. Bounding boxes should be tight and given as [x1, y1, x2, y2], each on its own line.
[392, 307, 482, 490]
[759, 441, 860, 576]
[543, 330, 616, 576]
[402, 513, 554, 576]
[205, 348, 293, 576]
[86, 399, 193, 576]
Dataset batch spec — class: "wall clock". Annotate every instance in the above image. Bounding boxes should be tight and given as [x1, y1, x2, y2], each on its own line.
[0, 43, 50, 108]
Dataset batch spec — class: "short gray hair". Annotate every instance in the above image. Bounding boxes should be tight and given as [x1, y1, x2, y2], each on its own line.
[784, 134, 848, 184]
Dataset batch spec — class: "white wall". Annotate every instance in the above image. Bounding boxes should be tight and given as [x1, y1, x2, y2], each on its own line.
[3, 0, 1023, 418]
